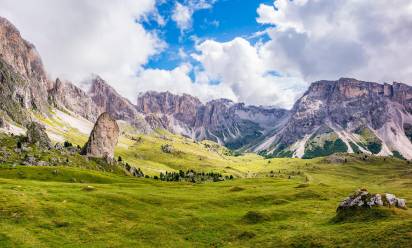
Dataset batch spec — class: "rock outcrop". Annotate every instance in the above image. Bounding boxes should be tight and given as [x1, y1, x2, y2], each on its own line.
[81, 113, 119, 159]
[26, 122, 52, 149]
[0, 17, 50, 116]
[338, 189, 407, 211]
[48, 78, 101, 121]
[0, 116, 5, 128]
[136, 91, 202, 133]
[87, 76, 151, 132]
[254, 78, 412, 159]
[90, 76, 139, 121]
[136, 91, 289, 149]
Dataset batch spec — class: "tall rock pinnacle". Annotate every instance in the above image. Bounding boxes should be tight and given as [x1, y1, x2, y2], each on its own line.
[81, 113, 119, 159]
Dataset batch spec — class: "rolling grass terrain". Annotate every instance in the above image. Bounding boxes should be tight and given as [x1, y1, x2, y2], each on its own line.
[1, 112, 412, 247]
[0, 155, 411, 247]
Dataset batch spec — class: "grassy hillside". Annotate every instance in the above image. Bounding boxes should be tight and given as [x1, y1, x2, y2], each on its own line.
[1, 111, 412, 247]
[0, 157, 411, 247]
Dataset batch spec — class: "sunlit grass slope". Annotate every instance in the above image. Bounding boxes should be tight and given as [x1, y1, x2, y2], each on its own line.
[0, 158, 411, 247]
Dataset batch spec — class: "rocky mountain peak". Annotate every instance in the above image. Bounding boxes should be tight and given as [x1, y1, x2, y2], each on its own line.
[0, 17, 48, 84]
[255, 78, 412, 159]
[0, 17, 50, 116]
[87, 75, 140, 123]
[136, 91, 202, 116]
[48, 78, 101, 121]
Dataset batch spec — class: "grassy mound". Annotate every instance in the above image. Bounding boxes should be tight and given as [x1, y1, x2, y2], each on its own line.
[332, 207, 397, 223]
[242, 211, 271, 224]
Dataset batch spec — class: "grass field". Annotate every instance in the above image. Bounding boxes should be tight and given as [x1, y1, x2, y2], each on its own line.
[1, 114, 412, 247]
[0, 155, 411, 247]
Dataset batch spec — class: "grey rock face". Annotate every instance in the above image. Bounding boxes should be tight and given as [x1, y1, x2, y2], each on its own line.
[89, 76, 138, 121]
[194, 99, 289, 149]
[137, 91, 202, 129]
[255, 78, 412, 159]
[0, 17, 50, 115]
[49, 78, 101, 121]
[81, 113, 119, 159]
[26, 122, 52, 149]
[136, 92, 289, 149]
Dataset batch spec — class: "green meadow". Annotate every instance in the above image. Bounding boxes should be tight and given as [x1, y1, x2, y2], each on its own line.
[0, 126, 412, 247]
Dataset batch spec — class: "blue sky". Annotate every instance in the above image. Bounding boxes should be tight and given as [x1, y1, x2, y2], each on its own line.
[144, 0, 274, 71]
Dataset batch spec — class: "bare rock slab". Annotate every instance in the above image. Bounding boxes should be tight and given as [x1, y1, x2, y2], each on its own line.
[81, 112, 119, 159]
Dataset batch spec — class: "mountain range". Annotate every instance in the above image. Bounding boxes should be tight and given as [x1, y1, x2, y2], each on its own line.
[1, 16, 412, 159]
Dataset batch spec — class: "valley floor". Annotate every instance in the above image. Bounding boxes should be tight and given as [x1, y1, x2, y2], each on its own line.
[0, 158, 411, 247]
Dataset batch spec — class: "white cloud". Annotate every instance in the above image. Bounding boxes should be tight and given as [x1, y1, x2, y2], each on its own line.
[257, 0, 412, 84]
[136, 37, 305, 108]
[0, 0, 164, 100]
[172, 3, 192, 31]
[135, 64, 236, 103]
[172, 0, 217, 32]
[192, 38, 305, 108]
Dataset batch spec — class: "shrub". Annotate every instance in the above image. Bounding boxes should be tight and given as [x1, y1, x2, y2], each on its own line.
[63, 141, 73, 148]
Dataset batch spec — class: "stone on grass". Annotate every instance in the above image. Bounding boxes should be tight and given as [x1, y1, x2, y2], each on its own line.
[26, 122, 52, 149]
[338, 189, 407, 211]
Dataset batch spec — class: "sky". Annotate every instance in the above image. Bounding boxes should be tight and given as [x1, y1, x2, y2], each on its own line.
[0, 0, 411, 109]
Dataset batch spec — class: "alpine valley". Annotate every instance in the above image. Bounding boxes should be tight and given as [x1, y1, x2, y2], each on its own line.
[1, 15, 412, 248]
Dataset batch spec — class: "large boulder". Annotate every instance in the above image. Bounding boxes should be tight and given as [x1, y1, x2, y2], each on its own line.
[81, 112, 119, 159]
[338, 189, 407, 211]
[26, 121, 51, 148]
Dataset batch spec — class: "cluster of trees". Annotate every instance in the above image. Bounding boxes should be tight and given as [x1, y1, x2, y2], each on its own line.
[155, 170, 234, 183]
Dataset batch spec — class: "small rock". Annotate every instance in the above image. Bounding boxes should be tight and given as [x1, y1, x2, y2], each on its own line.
[161, 144, 173, 153]
[23, 155, 36, 166]
[37, 161, 49, 166]
[26, 122, 52, 149]
[82, 186, 96, 191]
[384, 193, 397, 206]
[397, 198, 407, 209]
[54, 143, 63, 150]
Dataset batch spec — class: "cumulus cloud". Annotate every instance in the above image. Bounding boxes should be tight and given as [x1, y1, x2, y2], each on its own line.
[136, 37, 305, 108]
[135, 63, 237, 102]
[0, 0, 164, 100]
[192, 38, 305, 107]
[172, 0, 217, 32]
[172, 3, 192, 31]
[257, 0, 412, 83]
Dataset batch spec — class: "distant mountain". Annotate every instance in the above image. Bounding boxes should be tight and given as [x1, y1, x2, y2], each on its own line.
[252, 78, 412, 159]
[1, 16, 412, 159]
[136, 92, 289, 149]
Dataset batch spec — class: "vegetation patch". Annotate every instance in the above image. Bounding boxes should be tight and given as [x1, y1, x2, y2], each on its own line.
[331, 207, 395, 223]
[303, 126, 348, 159]
[237, 231, 256, 240]
[293, 190, 324, 200]
[229, 186, 245, 192]
[242, 211, 271, 224]
[355, 127, 382, 154]
[271, 144, 294, 158]
[157, 170, 234, 183]
[392, 151, 406, 160]
[349, 141, 361, 153]
[404, 123, 412, 143]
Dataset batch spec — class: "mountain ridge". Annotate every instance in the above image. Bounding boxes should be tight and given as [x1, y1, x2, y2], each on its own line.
[1, 16, 412, 159]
